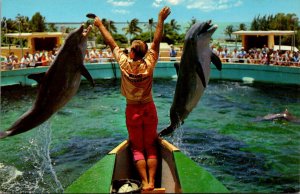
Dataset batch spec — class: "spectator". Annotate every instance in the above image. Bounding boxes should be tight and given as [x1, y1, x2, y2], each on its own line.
[84, 49, 91, 63]
[169, 44, 177, 61]
[292, 52, 299, 63]
[41, 52, 48, 66]
[12, 57, 20, 69]
[90, 47, 99, 63]
[231, 48, 239, 63]
[47, 51, 55, 65]
[20, 52, 31, 68]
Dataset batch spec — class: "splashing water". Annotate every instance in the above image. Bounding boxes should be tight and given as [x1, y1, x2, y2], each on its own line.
[0, 121, 63, 193]
[0, 163, 23, 192]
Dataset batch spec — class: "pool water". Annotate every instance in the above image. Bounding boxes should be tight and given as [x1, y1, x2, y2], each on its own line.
[0, 79, 299, 193]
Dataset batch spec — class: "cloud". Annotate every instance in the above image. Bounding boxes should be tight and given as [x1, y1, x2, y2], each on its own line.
[152, 0, 182, 7]
[186, 0, 243, 12]
[152, 0, 243, 11]
[167, 0, 181, 5]
[107, 0, 135, 7]
[152, 0, 163, 7]
[112, 9, 130, 14]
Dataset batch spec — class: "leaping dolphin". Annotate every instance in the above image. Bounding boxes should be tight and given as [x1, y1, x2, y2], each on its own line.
[0, 24, 95, 139]
[159, 21, 222, 136]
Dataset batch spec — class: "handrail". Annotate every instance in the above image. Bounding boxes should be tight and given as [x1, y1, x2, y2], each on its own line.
[1, 56, 299, 71]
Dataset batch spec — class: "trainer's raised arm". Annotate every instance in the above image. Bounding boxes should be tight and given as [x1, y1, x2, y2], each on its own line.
[94, 16, 118, 51]
[151, 6, 171, 53]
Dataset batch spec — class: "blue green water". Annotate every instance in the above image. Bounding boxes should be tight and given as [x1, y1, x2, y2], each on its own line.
[0, 79, 299, 193]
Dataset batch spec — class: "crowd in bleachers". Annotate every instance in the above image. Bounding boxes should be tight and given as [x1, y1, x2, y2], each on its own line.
[1, 45, 299, 70]
[212, 45, 300, 67]
[84, 48, 115, 63]
[1, 50, 58, 70]
[0, 47, 118, 70]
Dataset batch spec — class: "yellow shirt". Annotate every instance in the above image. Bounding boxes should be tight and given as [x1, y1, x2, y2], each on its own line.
[113, 47, 159, 104]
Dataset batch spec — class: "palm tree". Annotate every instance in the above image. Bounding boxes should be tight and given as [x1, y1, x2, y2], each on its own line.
[239, 23, 247, 31]
[164, 19, 181, 44]
[47, 23, 58, 32]
[170, 19, 181, 33]
[224, 25, 234, 40]
[186, 18, 197, 32]
[146, 18, 156, 42]
[122, 18, 142, 46]
[101, 18, 117, 34]
[30, 12, 46, 32]
[15, 14, 31, 32]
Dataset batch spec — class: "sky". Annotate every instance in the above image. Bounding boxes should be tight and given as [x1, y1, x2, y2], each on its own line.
[1, 0, 300, 24]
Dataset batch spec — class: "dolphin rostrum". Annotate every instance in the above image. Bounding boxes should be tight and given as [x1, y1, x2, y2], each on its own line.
[0, 24, 95, 139]
[159, 21, 222, 136]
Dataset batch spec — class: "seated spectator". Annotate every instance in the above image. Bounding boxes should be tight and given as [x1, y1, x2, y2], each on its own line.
[84, 49, 91, 63]
[20, 53, 31, 68]
[246, 54, 255, 64]
[262, 44, 269, 54]
[253, 49, 263, 64]
[238, 47, 247, 63]
[8, 52, 16, 63]
[41, 52, 48, 66]
[103, 48, 113, 62]
[220, 47, 230, 62]
[12, 57, 20, 70]
[169, 44, 177, 61]
[2, 55, 12, 70]
[231, 48, 239, 63]
[292, 51, 299, 64]
[90, 47, 99, 63]
[47, 51, 55, 65]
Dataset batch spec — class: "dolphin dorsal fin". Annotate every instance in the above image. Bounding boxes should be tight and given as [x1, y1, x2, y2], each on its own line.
[79, 63, 95, 87]
[211, 52, 222, 71]
[28, 72, 46, 84]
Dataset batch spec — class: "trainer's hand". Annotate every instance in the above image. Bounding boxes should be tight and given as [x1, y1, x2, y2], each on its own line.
[159, 6, 171, 21]
[94, 16, 102, 28]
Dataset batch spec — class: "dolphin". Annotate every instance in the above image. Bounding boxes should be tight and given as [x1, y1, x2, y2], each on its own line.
[159, 21, 222, 136]
[0, 24, 95, 139]
[254, 109, 300, 124]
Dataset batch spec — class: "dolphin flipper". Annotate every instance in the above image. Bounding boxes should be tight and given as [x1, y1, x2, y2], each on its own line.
[211, 52, 222, 71]
[195, 60, 207, 88]
[80, 63, 95, 87]
[28, 72, 46, 84]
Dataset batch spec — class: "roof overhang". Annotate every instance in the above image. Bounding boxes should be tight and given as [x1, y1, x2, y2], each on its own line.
[4, 32, 67, 39]
[233, 30, 296, 36]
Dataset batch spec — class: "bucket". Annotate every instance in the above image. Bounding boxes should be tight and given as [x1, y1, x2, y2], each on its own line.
[111, 179, 142, 193]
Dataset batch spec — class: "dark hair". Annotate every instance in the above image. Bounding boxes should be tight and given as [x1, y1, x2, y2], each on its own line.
[131, 40, 148, 59]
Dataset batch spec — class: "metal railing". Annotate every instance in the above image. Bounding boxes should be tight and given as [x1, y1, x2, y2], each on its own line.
[1, 56, 300, 71]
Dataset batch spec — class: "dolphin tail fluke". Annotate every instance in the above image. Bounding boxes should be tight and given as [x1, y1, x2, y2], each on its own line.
[158, 125, 176, 137]
[211, 52, 222, 71]
[80, 64, 95, 87]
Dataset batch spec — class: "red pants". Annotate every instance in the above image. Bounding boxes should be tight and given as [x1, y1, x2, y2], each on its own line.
[126, 101, 158, 161]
